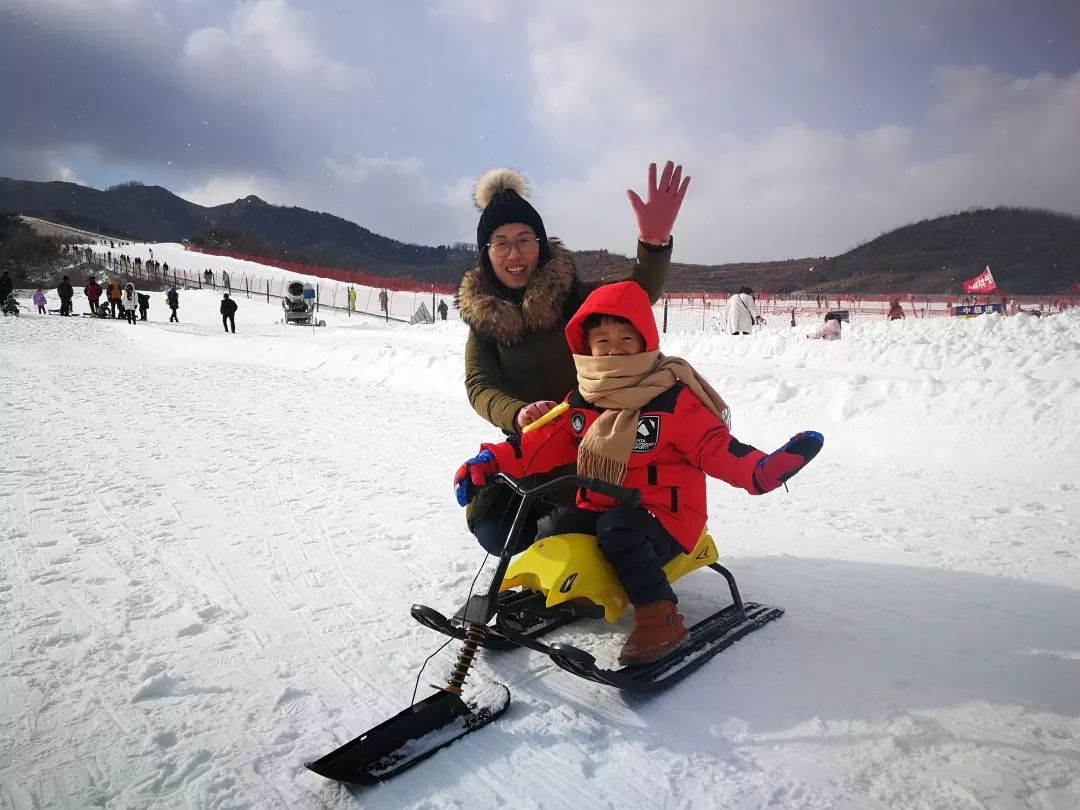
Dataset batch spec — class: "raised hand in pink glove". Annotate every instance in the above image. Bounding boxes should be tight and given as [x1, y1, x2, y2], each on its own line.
[627, 160, 691, 246]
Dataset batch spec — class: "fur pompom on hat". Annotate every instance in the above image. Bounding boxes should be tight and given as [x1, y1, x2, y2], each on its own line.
[474, 167, 550, 287]
[474, 168, 531, 210]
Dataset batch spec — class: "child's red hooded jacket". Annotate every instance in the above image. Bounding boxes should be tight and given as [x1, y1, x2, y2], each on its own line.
[481, 281, 766, 553]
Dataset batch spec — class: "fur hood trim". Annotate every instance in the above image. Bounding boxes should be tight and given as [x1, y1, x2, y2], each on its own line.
[457, 239, 576, 345]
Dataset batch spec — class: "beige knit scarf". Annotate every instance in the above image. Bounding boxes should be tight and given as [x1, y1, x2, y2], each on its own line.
[572, 350, 731, 486]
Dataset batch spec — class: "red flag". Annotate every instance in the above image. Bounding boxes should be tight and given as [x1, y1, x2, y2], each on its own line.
[963, 266, 997, 293]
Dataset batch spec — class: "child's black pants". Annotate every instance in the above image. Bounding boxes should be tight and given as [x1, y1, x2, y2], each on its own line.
[536, 505, 683, 606]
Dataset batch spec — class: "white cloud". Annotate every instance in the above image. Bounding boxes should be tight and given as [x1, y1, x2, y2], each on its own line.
[320, 154, 474, 245]
[470, 5, 1080, 262]
[540, 66, 1080, 262]
[182, 0, 369, 95]
[427, 0, 506, 25]
[176, 174, 287, 207]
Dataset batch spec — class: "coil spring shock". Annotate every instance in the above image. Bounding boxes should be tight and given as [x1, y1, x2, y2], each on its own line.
[441, 623, 488, 696]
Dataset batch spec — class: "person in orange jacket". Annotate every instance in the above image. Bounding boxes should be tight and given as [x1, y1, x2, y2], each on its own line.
[106, 279, 123, 318]
[454, 281, 823, 665]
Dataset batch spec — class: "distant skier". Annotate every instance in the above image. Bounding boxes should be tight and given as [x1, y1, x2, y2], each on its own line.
[84, 277, 102, 315]
[167, 287, 179, 322]
[220, 293, 237, 333]
[222, 270, 231, 292]
[107, 279, 122, 317]
[888, 299, 905, 320]
[437, 299, 449, 321]
[122, 283, 138, 325]
[57, 276, 74, 316]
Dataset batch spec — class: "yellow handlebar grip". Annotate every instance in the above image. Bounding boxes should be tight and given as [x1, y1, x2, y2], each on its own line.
[521, 401, 570, 434]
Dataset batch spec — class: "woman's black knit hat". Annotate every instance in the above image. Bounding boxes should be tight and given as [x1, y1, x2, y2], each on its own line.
[474, 168, 550, 284]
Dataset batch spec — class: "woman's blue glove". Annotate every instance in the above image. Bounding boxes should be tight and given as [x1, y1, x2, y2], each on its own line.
[453, 449, 499, 506]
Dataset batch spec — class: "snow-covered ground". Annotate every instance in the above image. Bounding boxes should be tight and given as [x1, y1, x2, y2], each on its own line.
[2, 282, 1079, 809]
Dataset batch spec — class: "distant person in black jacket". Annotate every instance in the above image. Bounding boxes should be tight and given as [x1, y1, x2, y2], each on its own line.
[137, 292, 150, 321]
[0, 270, 14, 303]
[220, 293, 237, 333]
[57, 276, 74, 316]
[167, 287, 179, 322]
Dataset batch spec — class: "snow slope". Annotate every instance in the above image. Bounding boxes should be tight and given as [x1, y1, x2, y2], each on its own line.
[90, 241, 457, 323]
[2, 290, 1079, 809]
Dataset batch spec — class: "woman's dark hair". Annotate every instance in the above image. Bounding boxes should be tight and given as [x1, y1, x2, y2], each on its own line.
[824, 312, 842, 324]
[581, 312, 634, 336]
[738, 286, 754, 296]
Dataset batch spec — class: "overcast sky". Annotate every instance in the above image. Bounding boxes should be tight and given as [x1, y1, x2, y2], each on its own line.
[2, 0, 1078, 263]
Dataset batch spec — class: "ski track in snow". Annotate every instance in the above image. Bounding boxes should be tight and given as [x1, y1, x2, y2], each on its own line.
[2, 285, 1080, 809]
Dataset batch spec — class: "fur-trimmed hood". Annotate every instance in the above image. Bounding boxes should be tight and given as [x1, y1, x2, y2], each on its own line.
[457, 239, 578, 345]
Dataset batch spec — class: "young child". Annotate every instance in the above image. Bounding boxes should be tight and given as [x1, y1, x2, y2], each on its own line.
[33, 289, 46, 314]
[454, 281, 823, 665]
[806, 312, 842, 340]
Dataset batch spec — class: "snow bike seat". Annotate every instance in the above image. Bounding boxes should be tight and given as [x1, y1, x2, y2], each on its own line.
[500, 528, 719, 623]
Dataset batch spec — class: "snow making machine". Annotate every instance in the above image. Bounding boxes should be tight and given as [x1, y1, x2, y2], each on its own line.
[282, 280, 326, 327]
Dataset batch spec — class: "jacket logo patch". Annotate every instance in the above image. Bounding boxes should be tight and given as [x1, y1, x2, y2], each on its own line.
[633, 416, 660, 452]
[570, 412, 586, 433]
[560, 573, 579, 593]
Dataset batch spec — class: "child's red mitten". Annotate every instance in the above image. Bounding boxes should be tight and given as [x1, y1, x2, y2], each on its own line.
[453, 449, 499, 506]
[754, 431, 823, 493]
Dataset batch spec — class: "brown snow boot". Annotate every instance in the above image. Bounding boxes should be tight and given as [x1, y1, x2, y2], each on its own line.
[617, 600, 688, 665]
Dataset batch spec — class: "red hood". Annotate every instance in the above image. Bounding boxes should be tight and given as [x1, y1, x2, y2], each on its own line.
[565, 281, 659, 355]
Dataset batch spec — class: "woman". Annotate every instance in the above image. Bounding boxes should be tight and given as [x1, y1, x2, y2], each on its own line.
[457, 161, 690, 553]
[122, 283, 138, 325]
[724, 286, 762, 335]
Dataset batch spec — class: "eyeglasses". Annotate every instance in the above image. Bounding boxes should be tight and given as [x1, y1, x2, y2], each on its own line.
[486, 236, 541, 258]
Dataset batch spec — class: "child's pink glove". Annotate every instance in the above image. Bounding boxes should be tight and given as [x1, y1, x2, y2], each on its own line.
[627, 161, 691, 245]
[516, 400, 558, 430]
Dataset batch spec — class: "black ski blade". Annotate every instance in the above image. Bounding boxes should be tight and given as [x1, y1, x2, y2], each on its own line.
[305, 683, 510, 785]
[546, 602, 784, 693]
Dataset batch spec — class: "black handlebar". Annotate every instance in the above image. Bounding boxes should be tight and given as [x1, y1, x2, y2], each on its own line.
[490, 472, 641, 509]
